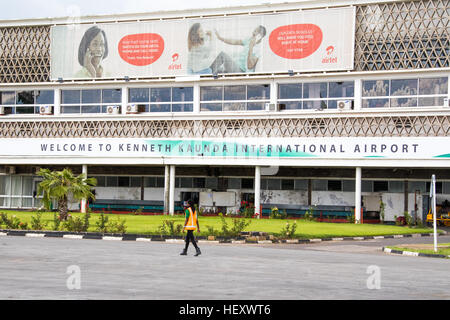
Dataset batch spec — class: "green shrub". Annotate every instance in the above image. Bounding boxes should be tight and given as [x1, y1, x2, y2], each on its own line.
[270, 207, 287, 219]
[52, 212, 61, 231]
[106, 216, 127, 234]
[218, 213, 252, 238]
[158, 219, 183, 236]
[205, 225, 218, 236]
[0, 212, 21, 229]
[280, 221, 297, 239]
[303, 207, 315, 221]
[95, 213, 109, 233]
[19, 222, 29, 230]
[30, 212, 47, 230]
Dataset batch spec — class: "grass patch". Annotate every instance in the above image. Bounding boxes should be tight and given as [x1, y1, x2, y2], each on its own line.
[387, 244, 450, 257]
[0, 210, 438, 239]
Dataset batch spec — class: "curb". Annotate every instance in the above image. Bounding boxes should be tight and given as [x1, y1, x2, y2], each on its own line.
[382, 247, 449, 259]
[0, 229, 447, 245]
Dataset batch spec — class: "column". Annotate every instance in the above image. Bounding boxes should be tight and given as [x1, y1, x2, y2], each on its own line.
[254, 166, 261, 219]
[164, 165, 170, 215]
[54, 88, 61, 116]
[353, 78, 362, 111]
[81, 164, 88, 213]
[355, 167, 362, 224]
[121, 85, 128, 115]
[169, 165, 176, 216]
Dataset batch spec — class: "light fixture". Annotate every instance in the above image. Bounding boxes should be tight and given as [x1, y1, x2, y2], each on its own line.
[124, 76, 130, 82]
[57, 77, 63, 83]
[288, 70, 294, 76]
[213, 72, 219, 80]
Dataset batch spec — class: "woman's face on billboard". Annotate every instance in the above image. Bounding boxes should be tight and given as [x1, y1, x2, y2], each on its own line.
[87, 32, 105, 66]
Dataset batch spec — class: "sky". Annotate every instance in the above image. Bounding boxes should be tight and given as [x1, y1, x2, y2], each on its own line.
[0, 0, 305, 20]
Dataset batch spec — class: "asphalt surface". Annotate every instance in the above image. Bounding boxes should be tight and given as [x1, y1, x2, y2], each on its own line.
[0, 233, 449, 300]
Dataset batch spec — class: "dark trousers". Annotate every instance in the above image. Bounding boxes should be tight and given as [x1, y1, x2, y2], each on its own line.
[184, 230, 199, 250]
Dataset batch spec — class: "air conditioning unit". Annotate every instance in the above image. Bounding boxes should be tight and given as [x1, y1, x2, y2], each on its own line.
[444, 98, 449, 107]
[265, 103, 278, 112]
[0, 106, 4, 115]
[337, 100, 352, 111]
[6, 166, 16, 174]
[106, 105, 120, 115]
[126, 104, 139, 114]
[39, 105, 53, 115]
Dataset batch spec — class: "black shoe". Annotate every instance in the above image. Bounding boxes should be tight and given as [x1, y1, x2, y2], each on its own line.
[194, 248, 201, 256]
[180, 249, 187, 255]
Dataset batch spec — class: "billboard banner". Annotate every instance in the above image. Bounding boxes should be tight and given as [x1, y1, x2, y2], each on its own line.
[50, 7, 355, 80]
[1, 137, 450, 160]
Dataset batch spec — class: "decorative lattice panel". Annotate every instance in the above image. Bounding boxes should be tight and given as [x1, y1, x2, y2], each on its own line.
[355, 0, 450, 70]
[1, 114, 449, 138]
[0, 25, 51, 83]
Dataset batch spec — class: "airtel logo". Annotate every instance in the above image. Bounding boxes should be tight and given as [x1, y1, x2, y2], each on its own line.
[326, 46, 334, 55]
[172, 53, 179, 62]
[169, 53, 182, 70]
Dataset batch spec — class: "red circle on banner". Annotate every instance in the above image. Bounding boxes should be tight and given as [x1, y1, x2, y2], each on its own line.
[118, 33, 164, 66]
[269, 24, 323, 59]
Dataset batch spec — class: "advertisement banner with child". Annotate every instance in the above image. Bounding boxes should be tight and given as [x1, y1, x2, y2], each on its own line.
[50, 7, 355, 80]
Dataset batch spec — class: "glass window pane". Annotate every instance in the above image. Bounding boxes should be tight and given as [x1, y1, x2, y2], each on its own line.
[62, 90, 80, 104]
[200, 86, 222, 101]
[343, 180, 355, 192]
[201, 103, 222, 111]
[362, 98, 389, 108]
[118, 177, 130, 187]
[303, 100, 327, 109]
[390, 97, 417, 108]
[22, 177, 33, 196]
[281, 179, 294, 190]
[224, 86, 245, 100]
[247, 84, 270, 100]
[95, 176, 106, 187]
[1, 91, 15, 105]
[0, 176, 10, 195]
[227, 178, 240, 189]
[408, 181, 426, 193]
[303, 82, 327, 99]
[151, 88, 171, 102]
[156, 177, 164, 188]
[16, 91, 35, 105]
[0, 197, 10, 207]
[312, 180, 327, 191]
[278, 83, 302, 99]
[267, 179, 281, 190]
[82, 89, 101, 104]
[150, 104, 170, 112]
[329, 81, 354, 98]
[180, 178, 193, 188]
[223, 102, 246, 111]
[172, 103, 193, 112]
[391, 79, 418, 96]
[35, 90, 54, 104]
[173, 87, 193, 102]
[389, 181, 404, 193]
[130, 177, 142, 187]
[247, 102, 264, 111]
[206, 178, 218, 189]
[11, 176, 22, 196]
[362, 180, 372, 192]
[144, 177, 156, 188]
[327, 180, 342, 191]
[279, 101, 302, 110]
[15, 107, 35, 114]
[129, 88, 149, 103]
[241, 178, 253, 189]
[61, 105, 80, 113]
[81, 105, 101, 113]
[10, 197, 21, 208]
[22, 198, 33, 208]
[102, 89, 122, 103]
[419, 96, 445, 107]
[419, 77, 448, 95]
[106, 176, 118, 187]
[294, 179, 308, 191]
[193, 178, 205, 188]
[373, 181, 389, 192]
[362, 80, 389, 97]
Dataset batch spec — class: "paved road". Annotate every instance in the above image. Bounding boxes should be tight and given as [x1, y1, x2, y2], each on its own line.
[0, 235, 448, 300]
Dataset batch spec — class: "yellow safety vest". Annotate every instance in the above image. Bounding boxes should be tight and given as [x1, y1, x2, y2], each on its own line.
[184, 207, 198, 231]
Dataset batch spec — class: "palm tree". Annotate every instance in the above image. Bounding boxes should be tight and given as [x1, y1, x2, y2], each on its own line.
[37, 168, 97, 220]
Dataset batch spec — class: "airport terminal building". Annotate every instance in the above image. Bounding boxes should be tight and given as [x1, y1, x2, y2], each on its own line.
[0, 0, 449, 222]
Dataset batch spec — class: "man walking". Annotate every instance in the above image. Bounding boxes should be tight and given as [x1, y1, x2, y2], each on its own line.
[180, 200, 201, 256]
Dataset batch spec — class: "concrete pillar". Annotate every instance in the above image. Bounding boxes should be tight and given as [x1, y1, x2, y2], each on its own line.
[254, 166, 261, 219]
[54, 88, 61, 116]
[169, 165, 176, 216]
[355, 167, 362, 224]
[81, 164, 88, 213]
[164, 165, 170, 215]
[121, 85, 128, 115]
